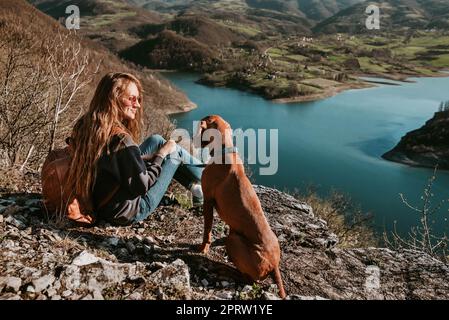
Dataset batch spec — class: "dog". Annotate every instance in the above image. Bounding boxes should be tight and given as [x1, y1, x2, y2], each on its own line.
[194, 115, 286, 299]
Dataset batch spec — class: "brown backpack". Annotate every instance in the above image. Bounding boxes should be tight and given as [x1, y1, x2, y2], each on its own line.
[41, 131, 123, 226]
[41, 144, 96, 226]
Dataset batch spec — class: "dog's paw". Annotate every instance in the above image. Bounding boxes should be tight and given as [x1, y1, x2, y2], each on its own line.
[198, 243, 210, 254]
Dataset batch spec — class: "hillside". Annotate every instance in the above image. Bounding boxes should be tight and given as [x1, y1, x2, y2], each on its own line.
[19, 0, 192, 115]
[1, 0, 195, 174]
[127, 0, 314, 34]
[130, 15, 246, 47]
[28, 0, 164, 52]
[120, 30, 219, 71]
[383, 110, 449, 170]
[314, 0, 449, 34]
[1, 186, 448, 300]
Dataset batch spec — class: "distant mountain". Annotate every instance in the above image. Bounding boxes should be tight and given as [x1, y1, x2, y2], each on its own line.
[128, 0, 364, 23]
[245, 0, 364, 22]
[314, 0, 449, 33]
[383, 110, 449, 170]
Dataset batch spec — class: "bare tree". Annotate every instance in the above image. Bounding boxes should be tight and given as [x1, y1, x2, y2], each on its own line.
[45, 31, 100, 152]
[384, 166, 449, 261]
[0, 26, 52, 169]
[0, 27, 99, 170]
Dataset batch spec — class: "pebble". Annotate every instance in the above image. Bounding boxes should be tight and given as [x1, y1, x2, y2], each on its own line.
[201, 279, 209, 287]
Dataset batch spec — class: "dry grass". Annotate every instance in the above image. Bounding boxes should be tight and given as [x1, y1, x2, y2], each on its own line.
[292, 188, 378, 248]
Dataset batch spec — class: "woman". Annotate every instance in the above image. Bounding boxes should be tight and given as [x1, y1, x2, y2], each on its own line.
[66, 72, 204, 226]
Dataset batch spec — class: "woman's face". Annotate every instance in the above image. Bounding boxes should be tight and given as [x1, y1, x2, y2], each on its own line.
[120, 82, 141, 121]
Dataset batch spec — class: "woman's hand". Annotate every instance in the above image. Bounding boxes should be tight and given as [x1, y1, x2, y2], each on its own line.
[157, 139, 177, 158]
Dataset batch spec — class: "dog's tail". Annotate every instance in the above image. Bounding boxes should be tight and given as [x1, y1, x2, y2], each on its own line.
[271, 267, 286, 299]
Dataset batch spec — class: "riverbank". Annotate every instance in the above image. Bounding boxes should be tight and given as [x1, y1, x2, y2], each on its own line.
[189, 69, 449, 106]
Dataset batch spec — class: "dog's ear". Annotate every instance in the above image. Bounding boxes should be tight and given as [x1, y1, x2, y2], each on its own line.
[204, 117, 218, 130]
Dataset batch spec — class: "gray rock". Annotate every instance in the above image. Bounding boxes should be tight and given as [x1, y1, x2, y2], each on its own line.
[106, 237, 119, 247]
[263, 292, 281, 300]
[36, 294, 47, 300]
[5, 215, 26, 229]
[150, 261, 167, 269]
[0, 293, 22, 300]
[128, 292, 143, 300]
[215, 291, 234, 300]
[148, 259, 191, 299]
[0, 276, 22, 292]
[133, 235, 143, 242]
[72, 251, 99, 266]
[32, 274, 55, 293]
[62, 290, 73, 297]
[144, 236, 156, 245]
[125, 241, 136, 253]
[46, 288, 57, 298]
[26, 285, 35, 293]
[221, 281, 230, 288]
[143, 245, 152, 255]
[287, 295, 328, 300]
[201, 279, 209, 287]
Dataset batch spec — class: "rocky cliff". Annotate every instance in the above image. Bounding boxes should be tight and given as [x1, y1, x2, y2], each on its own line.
[1, 186, 448, 300]
[383, 111, 449, 170]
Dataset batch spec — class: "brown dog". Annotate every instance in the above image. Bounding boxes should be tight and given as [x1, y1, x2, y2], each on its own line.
[195, 115, 286, 299]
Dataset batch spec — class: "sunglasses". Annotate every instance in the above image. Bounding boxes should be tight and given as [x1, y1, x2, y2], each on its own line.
[122, 95, 142, 106]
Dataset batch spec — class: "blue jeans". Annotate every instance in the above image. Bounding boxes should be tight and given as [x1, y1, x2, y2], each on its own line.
[132, 135, 203, 222]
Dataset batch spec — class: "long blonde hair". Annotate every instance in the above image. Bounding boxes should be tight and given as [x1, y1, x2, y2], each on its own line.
[67, 72, 144, 200]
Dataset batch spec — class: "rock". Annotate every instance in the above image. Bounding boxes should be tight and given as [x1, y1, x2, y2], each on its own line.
[128, 292, 143, 300]
[0, 293, 22, 300]
[5, 215, 26, 230]
[201, 279, 209, 287]
[143, 245, 152, 255]
[26, 285, 35, 293]
[51, 295, 62, 300]
[62, 290, 73, 297]
[72, 251, 99, 266]
[144, 236, 156, 245]
[1, 205, 23, 216]
[133, 235, 143, 242]
[0, 276, 22, 292]
[32, 274, 55, 293]
[215, 291, 234, 300]
[46, 288, 57, 298]
[106, 237, 119, 247]
[150, 261, 167, 269]
[0, 215, 3, 223]
[92, 290, 104, 300]
[287, 295, 328, 300]
[221, 281, 230, 288]
[263, 292, 281, 300]
[148, 259, 191, 299]
[126, 241, 136, 253]
[36, 293, 47, 300]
